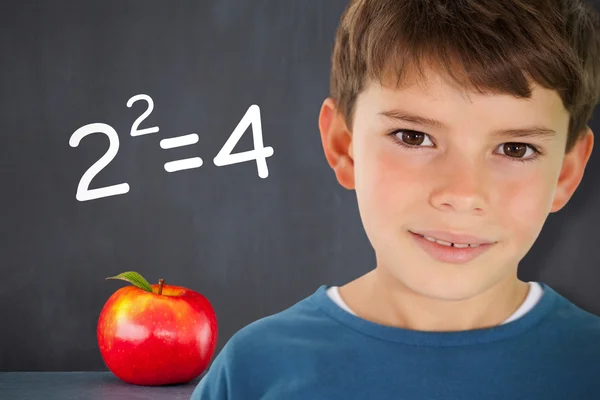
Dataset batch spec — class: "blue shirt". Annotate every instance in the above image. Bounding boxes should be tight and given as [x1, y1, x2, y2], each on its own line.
[190, 283, 600, 399]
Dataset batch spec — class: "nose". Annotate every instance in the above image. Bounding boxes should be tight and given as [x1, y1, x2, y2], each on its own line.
[429, 155, 489, 215]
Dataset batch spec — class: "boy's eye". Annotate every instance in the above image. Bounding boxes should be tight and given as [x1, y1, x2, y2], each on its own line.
[391, 129, 541, 162]
[398, 130, 433, 147]
[499, 143, 536, 159]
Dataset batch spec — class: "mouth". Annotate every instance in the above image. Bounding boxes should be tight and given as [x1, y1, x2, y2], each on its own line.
[409, 230, 495, 247]
[408, 231, 496, 264]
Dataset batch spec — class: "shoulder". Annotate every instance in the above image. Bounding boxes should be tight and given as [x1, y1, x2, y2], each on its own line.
[551, 288, 600, 325]
[227, 286, 336, 353]
[544, 285, 600, 342]
[190, 287, 336, 398]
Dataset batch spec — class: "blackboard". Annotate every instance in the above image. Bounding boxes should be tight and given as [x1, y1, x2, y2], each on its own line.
[1, 0, 600, 373]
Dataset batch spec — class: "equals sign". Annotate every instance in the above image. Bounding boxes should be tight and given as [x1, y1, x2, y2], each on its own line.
[159, 133, 203, 172]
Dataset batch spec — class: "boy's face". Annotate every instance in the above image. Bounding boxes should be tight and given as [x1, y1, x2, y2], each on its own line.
[319, 67, 594, 300]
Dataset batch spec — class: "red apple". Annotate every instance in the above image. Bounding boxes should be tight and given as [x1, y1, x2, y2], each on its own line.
[97, 271, 218, 386]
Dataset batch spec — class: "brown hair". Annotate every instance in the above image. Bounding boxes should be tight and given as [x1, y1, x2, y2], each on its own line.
[329, 0, 600, 153]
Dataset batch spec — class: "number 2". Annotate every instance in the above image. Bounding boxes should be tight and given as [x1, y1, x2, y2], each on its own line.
[127, 94, 159, 137]
[68, 123, 130, 201]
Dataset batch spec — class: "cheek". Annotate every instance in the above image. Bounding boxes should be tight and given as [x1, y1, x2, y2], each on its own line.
[355, 142, 419, 225]
[492, 170, 554, 247]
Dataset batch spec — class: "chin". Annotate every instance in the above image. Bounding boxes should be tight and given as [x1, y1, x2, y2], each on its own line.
[382, 262, 491, 302]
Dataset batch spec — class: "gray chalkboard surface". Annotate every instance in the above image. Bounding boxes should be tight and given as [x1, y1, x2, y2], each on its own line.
[1, 0, 600, 377]
[0, 372, 199, 400]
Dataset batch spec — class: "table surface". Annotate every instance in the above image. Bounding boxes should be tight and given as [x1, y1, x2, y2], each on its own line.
[0, 371, 203, 400]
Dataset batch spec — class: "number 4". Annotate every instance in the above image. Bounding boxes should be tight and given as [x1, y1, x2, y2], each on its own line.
[213, 104, 274, 178]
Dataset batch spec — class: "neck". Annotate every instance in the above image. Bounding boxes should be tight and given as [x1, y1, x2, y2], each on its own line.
[339, 268, 530, 332]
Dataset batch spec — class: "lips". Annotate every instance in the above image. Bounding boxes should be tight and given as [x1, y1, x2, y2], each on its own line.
[409, 230, 495, 246]
[409, 231, 495, 264]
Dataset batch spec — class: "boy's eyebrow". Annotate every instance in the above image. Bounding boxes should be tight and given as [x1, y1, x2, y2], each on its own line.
[378, 109, 557, 140]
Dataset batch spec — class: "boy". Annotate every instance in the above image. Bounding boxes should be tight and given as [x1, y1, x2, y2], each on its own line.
[191, 0, 600, 398]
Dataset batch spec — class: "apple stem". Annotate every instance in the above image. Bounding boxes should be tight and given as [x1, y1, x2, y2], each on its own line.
[158, 278, 164, 295]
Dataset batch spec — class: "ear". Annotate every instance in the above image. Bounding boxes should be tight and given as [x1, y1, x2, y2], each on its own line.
[550, 126, 595, 212]
[318, 98, 355, 190]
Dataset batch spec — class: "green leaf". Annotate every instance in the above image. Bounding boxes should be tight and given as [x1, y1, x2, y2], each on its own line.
[106, 271, 153, 292]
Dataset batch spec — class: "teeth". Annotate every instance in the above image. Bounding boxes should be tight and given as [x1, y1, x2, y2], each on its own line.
[423, 235, 480, 248]
[453, 243, 474, 248]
